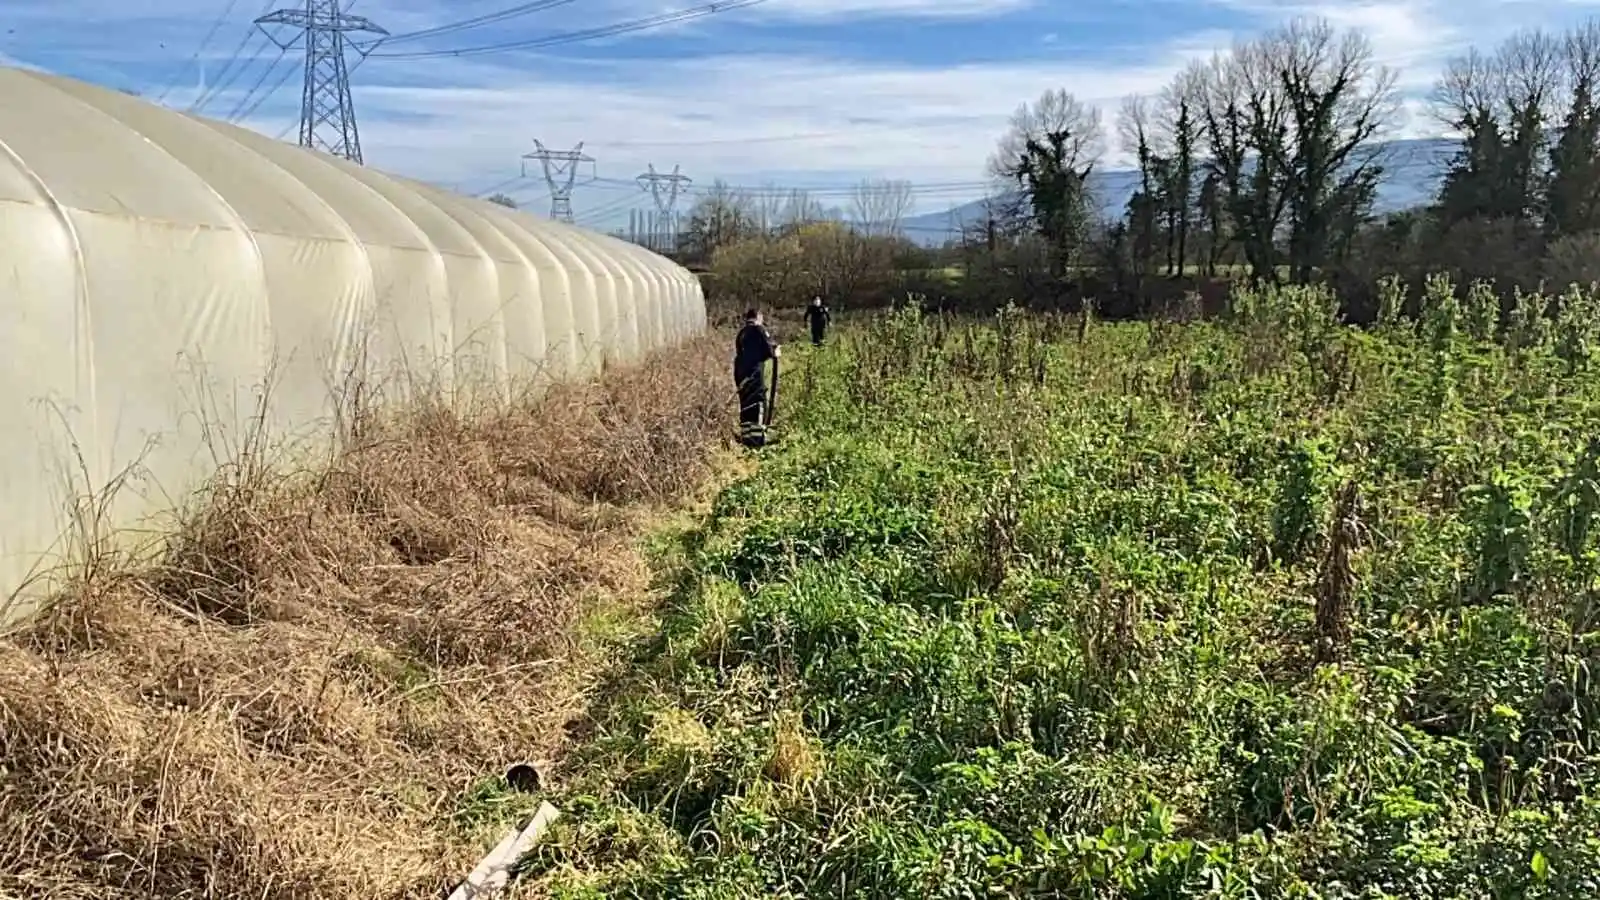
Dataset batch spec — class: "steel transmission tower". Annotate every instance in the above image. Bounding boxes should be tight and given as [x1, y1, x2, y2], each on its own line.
[255, 1, 388, 164]
[636, 164, 691, 251]
[523, 140, 594, 222]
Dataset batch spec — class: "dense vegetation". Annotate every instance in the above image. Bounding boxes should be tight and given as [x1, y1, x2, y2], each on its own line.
[525, 281, 1600, 897]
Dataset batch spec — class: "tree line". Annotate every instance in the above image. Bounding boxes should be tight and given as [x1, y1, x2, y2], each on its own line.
[677, 178, 927, 318]
[656, 16, 1600, 319]
[977, 17, 1600, 318]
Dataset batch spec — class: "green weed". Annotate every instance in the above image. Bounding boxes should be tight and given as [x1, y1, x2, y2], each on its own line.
[533, 284, 1600, 898]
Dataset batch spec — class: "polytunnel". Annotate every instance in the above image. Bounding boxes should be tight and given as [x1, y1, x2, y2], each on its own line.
[0, 64, 707, 624]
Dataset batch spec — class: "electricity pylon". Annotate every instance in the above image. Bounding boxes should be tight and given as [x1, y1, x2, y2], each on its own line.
[523, 140, 594, 223]
[636, 164, 691, 251]
[256, 0, 388, 164]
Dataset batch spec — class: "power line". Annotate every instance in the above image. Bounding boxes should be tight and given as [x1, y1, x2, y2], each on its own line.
[224, 48, 290, 121]
[187, 0, 767, 139]
[599, 131, 852, 148]
[370, 0, 770, 59]
[157, 0, 246, 103]
[473, 174, 529, 198]
[574, 191, 643, 225]
[380, 0, 584, 45]
[592, 177, 991, 198]
[590, 120, 998, 148]
[187, 28, 272, 112]
[237, 59, 303, 124]
[685, 182, 989, 196]
[176, 0, 281, 110]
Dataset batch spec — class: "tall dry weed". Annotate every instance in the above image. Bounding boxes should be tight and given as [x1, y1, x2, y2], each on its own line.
[0, 335, 731, 899]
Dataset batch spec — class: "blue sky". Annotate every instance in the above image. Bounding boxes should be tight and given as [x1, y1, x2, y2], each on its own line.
[2, 0, 1593, 230]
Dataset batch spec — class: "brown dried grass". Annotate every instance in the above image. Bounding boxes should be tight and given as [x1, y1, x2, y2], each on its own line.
[0, 336, 732, 899]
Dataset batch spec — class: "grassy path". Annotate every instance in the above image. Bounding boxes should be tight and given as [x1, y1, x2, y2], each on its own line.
[527, 298, 1600, 898]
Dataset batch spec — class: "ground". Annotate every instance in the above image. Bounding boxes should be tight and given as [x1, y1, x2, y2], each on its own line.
[6, 286, 1600, 898]
[524, 289, 1600, 898]
[0, 337, 731, 899]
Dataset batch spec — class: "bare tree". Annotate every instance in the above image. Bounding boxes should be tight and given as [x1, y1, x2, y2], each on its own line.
[682, 179, 757, 261]
[1544, 22, 1600, 236]
[1191, 42, 1285, 281]
[1561, 20, 1600, 87]
[1116, 94, 1159, 163]
[740, 185, 779, 232]
[1498, 29, 1564, 122]
[850, 178, 914, 237]
[1155, 69, 1202, 275]
[1435, 29, 1563, 225]
[1265, 18, 1402, 280]
[1433, 47, 1499, 131]
[1561, 19, 1600, 92]
[1118, 94, 1160, 278]
[781, 189, 826, 227]
[988, 88, 1105, 183]
[486, 193, 518, 209]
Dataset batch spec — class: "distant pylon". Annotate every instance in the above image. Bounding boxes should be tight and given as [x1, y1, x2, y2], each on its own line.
[255, 0, 387, 164]
[636, 164, 691, 251]
[523, 140, 594, 223]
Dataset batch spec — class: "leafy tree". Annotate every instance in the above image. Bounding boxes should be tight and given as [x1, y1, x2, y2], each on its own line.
[1194, 37, 1291, 283]
[1434, 33, 1561, 228]
[1160, 74, 1200, 275]
[1118, 94, 1162, 279]
[1271, 19, 1399, 281]
[1124, 189, 1159, 286]
[1195, 168, 1227, 276]
[708, 234, 803, 311]
[796, 221, 884, 303]
[1172, 19, 1397, 284]
[1015, 128, 1098, 276]
[1546, 24, 1600, 238]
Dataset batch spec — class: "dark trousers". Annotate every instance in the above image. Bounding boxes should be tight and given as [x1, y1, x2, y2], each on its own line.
[736, 371, 767, 447]
[810, 325, 826, 345]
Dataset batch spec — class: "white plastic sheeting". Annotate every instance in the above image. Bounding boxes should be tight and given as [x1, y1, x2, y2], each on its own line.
[0, 66, 706, 623]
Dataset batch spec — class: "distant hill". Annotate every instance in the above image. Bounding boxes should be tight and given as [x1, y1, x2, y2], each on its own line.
[898, 137, 1458, 247]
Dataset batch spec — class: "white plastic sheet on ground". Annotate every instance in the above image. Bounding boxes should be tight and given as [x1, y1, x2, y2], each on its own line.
[0, 65, 707, 624]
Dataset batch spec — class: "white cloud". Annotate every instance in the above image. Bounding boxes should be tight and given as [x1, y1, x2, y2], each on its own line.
[5, 0, 1598, 227]
[753, 0, 1035, 19]
[277, 47, 1209, 218]
[1202, 0, 1519, 81]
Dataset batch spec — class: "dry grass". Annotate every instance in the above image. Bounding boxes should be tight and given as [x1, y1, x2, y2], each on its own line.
[0, 336, 732, 899]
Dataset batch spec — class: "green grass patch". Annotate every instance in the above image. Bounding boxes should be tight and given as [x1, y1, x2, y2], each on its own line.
[530, 288, 1600, 897]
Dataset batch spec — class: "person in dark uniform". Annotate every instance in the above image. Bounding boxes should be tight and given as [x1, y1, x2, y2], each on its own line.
[803, 296, 831, 345]
[733, 308, 780, 447]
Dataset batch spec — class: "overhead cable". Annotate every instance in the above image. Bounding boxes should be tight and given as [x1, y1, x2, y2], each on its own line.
[370, 0, 770, 59]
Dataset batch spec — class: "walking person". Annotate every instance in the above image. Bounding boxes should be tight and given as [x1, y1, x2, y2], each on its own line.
[733, 308, 780, 448]
[804, 296, 831, 346]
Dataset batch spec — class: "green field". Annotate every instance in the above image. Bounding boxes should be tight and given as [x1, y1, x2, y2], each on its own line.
[529, 282, 1600, 897]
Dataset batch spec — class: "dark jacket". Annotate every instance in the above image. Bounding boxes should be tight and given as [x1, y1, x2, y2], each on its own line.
[733, 322, 777, 383]
[804, 304, 831, 332]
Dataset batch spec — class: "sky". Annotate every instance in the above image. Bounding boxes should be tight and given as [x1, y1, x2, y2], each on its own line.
[2, 0, 1596, 231]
